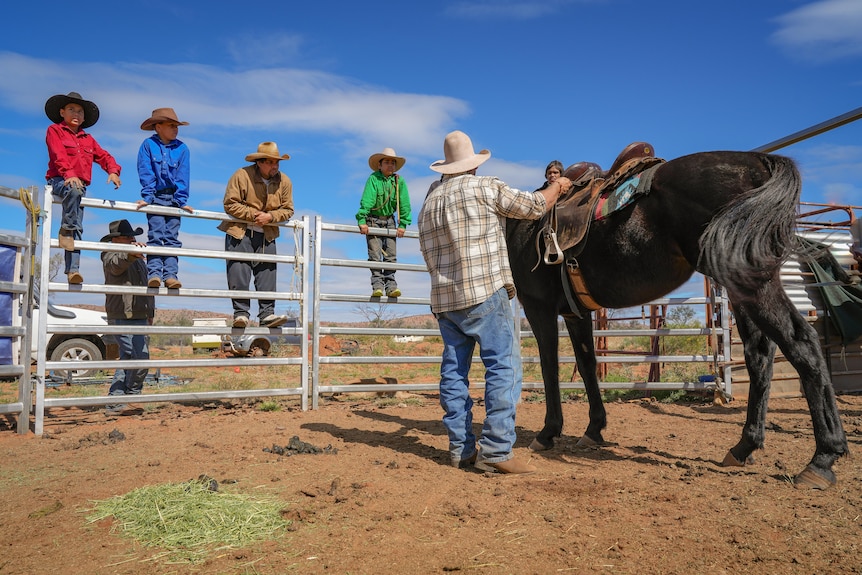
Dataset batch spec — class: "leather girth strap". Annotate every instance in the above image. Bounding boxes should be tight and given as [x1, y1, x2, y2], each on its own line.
[565, 258, 602, 312]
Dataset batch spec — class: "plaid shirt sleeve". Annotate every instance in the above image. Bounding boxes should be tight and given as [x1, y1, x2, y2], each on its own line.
[418, 175, 546, 313]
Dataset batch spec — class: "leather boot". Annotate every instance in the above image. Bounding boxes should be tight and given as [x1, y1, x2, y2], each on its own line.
[476, 456, 536, 474]
[58, 229, 75, 251]
[451, 450, 478, 468]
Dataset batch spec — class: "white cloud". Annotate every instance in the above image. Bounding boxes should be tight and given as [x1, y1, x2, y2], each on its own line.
[771, 0, 862, 62]
[0, 51, 469, 156]
[225, 33, 306, 67]
[445, 0, 586, 19]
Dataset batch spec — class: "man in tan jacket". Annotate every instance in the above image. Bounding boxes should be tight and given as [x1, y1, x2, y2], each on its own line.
[218, 142, 295, 328]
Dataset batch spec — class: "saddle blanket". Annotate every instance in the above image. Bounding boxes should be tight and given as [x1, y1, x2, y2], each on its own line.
[593, 173, 644, 221]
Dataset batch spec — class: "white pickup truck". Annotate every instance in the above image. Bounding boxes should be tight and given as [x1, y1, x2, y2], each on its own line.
[192, 316, 301, 357]
[31, 301, 111, 378]
[191, 317, 226, 350]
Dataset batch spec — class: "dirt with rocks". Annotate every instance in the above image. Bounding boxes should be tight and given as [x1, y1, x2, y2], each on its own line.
[1, 393, 861, 575]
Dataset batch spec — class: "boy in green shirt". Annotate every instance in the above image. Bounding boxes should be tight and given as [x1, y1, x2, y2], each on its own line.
[355, 147, 411, 297]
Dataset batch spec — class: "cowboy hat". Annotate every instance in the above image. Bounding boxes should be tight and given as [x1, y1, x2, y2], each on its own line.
[368, 147, 406, 172]
[100, 219, 144, 242]
[44, 91, 100, 129]
[140, 107, 190, 130]
[430, 131, 491, 174]
[245, 142, 290, 162]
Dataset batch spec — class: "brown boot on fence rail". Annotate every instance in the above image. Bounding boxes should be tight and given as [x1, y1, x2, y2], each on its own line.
[58, 229, 75, 251]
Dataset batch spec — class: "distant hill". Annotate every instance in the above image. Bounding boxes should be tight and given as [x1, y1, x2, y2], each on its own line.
[66, 305, 435, 328]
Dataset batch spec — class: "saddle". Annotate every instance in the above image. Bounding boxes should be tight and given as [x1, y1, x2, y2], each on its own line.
[537, 142, 664, 268]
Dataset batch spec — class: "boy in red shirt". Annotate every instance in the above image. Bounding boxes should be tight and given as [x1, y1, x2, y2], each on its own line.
[45, 91, 122, 284]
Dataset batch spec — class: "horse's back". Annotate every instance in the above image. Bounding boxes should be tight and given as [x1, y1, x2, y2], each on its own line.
[520, 151, 799, 310]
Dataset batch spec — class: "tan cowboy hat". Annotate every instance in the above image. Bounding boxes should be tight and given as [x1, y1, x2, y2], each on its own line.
[100, 219, 144, 242]
[245, 142, 290, 162]
[430, 130, 491, 174]
[44, 91, 100, 129]
[140, 107, 190, 130]
[368, 147, 406, 172]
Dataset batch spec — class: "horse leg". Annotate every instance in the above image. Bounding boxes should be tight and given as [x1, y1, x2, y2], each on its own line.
[562, 312, 606, 446]
[733, 288, 848, 488]
[520, 298, 563, 451]
[723, 306, 773, 467]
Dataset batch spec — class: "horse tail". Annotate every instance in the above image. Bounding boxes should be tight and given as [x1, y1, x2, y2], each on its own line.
[698, 153, 800, 292]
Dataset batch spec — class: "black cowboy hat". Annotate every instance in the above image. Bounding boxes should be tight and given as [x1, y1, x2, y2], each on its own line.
[100, 219, 144, 242]
[44, 91, 100, 129]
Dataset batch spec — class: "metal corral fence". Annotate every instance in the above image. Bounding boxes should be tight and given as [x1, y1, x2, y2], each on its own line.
[27, 185, 310, 435]
[2, 187, 734, 435]
[0, 186, 36, 434]
[310, 216, 732, 407]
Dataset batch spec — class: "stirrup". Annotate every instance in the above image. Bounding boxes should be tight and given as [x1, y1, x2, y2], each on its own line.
[543, 228, 564, 265]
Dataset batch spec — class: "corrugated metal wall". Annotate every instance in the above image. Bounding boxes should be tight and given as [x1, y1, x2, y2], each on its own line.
[731, 229, 862, 397]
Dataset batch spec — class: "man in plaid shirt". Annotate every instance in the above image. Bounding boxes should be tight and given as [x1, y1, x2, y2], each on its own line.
[418, 131, 571, 474]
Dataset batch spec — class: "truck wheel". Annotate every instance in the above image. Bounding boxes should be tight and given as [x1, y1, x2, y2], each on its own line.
[50, 338, 103, 379]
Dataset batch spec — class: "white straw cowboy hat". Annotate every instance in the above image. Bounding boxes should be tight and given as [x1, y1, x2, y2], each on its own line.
[429, 130, 491, 174]
[245, 142, 291, 162]
[44, 91, 100, 129]
[140, 107, 190, 130]
[368, 147, 406, 172]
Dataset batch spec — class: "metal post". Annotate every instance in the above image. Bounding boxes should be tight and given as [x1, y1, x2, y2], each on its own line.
[311, 216, 323, 409]
[752, 106, 862, 153]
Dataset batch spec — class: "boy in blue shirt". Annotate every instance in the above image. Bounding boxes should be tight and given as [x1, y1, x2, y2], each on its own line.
[136, 108, 192, 289]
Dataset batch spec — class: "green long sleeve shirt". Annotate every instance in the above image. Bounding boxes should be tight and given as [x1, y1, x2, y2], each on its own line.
[356, 171, 411, 228]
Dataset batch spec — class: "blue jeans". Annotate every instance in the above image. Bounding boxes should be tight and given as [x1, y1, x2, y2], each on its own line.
[366, 215, 397, 291]
[49, 177, 85, 273]
[107, 318, 149, 397]
[146, 191, 182, 280]
[435, 288, 523, 463]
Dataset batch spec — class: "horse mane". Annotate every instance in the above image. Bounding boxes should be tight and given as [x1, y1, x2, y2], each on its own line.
[698, 154, 801, 292]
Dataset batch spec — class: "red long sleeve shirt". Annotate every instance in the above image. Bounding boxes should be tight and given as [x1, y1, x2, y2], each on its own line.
[45, 122, 121, 185]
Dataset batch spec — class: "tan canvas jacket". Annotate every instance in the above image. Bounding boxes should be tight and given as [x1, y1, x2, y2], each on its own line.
[218, 164, 295, 242]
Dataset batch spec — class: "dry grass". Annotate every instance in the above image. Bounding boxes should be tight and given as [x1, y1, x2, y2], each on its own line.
[86, 478, 289, 564]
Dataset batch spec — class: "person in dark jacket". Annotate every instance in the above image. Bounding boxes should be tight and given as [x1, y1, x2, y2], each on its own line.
[101, 219, 155, 415]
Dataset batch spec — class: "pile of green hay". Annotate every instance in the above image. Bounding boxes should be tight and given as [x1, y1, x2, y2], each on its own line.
[87, 478, 289, 563]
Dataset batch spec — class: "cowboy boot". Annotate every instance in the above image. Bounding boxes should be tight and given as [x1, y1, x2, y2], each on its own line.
[58, 229, 75, 251]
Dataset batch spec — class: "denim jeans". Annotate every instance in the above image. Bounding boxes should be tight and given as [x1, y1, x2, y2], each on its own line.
[435, 287, 523, 463]
[146, 191, 182, 280]
[225, 231, 277, 320]
[366, 215, 397, 291]
[107, 318, 149, 397]
[49, 177, 85, 273]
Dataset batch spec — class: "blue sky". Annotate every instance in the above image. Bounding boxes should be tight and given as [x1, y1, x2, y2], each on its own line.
[0, 0, 860, 321]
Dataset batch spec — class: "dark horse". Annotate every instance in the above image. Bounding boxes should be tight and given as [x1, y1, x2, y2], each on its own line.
[506, 151, 848, 488]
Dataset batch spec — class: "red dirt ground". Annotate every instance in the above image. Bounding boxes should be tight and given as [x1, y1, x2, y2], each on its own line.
[1, 393, 860, 575]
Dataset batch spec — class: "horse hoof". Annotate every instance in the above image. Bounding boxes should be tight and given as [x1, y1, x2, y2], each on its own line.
[794, 466, 835, 490]
[721, 450, 754, 467]
[529, 438, 553, 451]
[576, 435, 599, 448]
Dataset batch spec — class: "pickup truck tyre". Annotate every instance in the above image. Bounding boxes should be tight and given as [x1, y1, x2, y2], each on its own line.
[50, 338, 103, 378]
